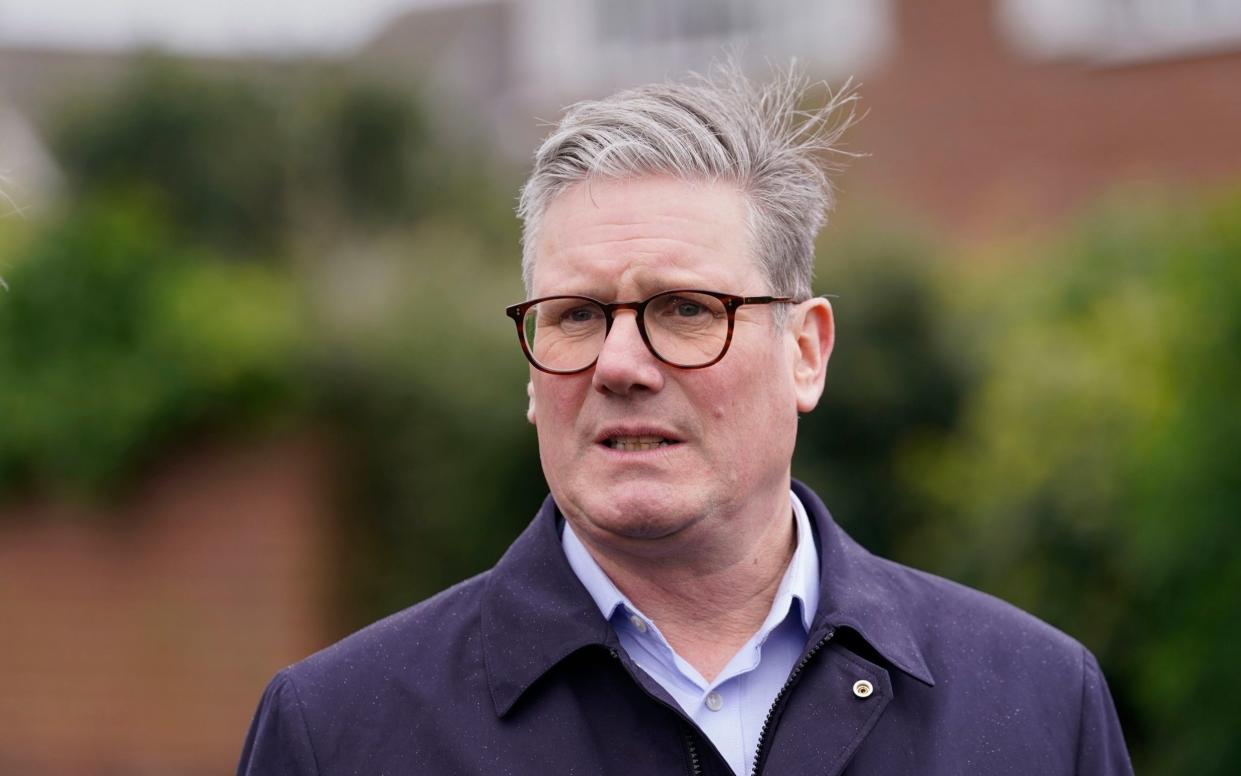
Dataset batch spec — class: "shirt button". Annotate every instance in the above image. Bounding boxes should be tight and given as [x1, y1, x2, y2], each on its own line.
[628, 614, 648, 633]
[852, 680, 874, 699]
[705, 692, 723, 712]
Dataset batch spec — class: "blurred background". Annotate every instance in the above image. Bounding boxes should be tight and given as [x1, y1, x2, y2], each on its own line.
[1, 0, 1239, 773]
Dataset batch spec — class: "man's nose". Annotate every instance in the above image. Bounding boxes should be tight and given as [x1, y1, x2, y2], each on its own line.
[591, 311, 665, 396]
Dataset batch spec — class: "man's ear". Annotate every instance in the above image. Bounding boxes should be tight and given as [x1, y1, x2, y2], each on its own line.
[526, 380, 537, 425]
[790, 298, 835, 413]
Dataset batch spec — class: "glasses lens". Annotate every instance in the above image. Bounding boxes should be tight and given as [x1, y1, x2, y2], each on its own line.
[523, 297, 607, 372]
[643, 291, 729, 367]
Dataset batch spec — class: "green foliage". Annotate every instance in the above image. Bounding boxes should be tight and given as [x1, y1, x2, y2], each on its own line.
[1, 56, 469, 504]
[48, 56, 439, 255]
[51, 58, 291, 254]
[0, 197, 306, 499]
[312, 219, 543, 625]
[311, 81, 432, 224]
[903, 189, 1241, 774]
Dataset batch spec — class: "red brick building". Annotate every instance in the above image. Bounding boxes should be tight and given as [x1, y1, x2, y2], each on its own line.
[850, 0, 1241, 234]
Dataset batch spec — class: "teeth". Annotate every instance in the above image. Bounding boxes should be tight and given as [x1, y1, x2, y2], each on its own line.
[607, 435, 672, 451]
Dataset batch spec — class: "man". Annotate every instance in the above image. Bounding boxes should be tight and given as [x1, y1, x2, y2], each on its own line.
[238, 67, 1133, 775]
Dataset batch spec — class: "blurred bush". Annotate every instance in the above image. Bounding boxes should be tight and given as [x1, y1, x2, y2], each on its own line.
[0, 197, 305, 497]
[901, 189, 1241, 774]
[312, 217, 544, 626]
[2, 55, 538, 625]
[0, 56, 494, 508]
[48, 57, 444, 256]
[51, 60, 292, 255]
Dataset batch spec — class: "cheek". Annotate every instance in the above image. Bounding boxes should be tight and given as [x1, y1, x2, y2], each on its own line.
[698, 364, 794, 437]
[531, 376, 593, 462]
[751, 361, 800, 440]
[532, 374, 584, 420]
[532, 382, 579, 489]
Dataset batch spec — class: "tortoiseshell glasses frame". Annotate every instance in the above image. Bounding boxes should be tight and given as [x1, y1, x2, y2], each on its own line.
[504, 289, 793, 375]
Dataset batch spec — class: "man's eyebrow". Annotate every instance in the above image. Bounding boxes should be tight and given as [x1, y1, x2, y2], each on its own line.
[554, 285, 714, 303]
[537, 285, 607, 300]
[542, 274, 707, 300]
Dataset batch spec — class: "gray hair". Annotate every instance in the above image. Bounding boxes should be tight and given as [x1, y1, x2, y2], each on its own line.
[517, 62, 860, 301]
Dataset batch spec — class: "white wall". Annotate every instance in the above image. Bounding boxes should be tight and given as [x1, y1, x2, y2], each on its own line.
[511, 0, 892, 105]
[997, 0, 1241, 63]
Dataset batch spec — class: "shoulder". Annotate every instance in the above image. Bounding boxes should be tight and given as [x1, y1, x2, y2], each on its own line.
[238, 571, 504, 773]
[799, 481, 1091, 689]
[868, 553, 1093, 713]
[891, 554, 1080, 651]
[279, 569, 493, 713]
[865, 556, 1132, 772]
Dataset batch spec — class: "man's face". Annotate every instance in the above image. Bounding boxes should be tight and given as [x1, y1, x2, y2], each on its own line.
[527, 176, 832, 554]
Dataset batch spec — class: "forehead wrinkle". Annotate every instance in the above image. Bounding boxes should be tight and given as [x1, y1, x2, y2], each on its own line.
[531, 177, 758, 296]
[557, 209, 730, 253]
[541, 240, 741, 299]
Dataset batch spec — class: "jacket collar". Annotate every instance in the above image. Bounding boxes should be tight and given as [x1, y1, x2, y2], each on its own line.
[792, 480, 936, 688]
[481, 480, 935, 717]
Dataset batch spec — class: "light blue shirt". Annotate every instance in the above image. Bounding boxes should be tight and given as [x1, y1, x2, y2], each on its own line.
[562, 491, 820, 776]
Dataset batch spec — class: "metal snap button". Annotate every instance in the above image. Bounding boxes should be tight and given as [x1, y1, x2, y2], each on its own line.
[852, 679, 874, 699]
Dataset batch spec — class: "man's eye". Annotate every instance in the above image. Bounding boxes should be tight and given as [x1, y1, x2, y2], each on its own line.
[561, 307, 599, 323]
[657, 296, 707, 317]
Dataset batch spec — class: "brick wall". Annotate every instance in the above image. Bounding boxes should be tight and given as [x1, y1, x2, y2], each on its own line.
[0, 436, 335, 775]
[842, 0, 1241, 235]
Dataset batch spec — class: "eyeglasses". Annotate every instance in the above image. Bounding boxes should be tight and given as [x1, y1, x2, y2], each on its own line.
[504, 289, 793, 375]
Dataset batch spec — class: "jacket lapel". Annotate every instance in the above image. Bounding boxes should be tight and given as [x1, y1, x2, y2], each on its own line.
[481, 495, 613, 716]
[794, 480, 936, 688]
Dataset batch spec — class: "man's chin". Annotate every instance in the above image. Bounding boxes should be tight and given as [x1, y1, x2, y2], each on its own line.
[567, 481, 709, 544]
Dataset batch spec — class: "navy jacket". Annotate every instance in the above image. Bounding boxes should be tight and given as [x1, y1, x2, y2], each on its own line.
[238, 481, 1133, 775]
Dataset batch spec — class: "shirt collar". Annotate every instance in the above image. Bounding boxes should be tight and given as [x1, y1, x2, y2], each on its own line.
[481, 480, 935, 717]
[560, 490, 819, 637]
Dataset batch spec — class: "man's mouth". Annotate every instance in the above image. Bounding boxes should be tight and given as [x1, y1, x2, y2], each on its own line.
[602, 435, 678, 452]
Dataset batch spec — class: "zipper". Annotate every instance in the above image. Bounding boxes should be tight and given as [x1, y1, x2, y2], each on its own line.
[750, 627, 836, 776]
[610, 647, 705, 776]
[683, 728, 704, 776]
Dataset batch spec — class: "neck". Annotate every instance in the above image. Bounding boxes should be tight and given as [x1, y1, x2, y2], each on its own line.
[577, 489, 797, 682]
